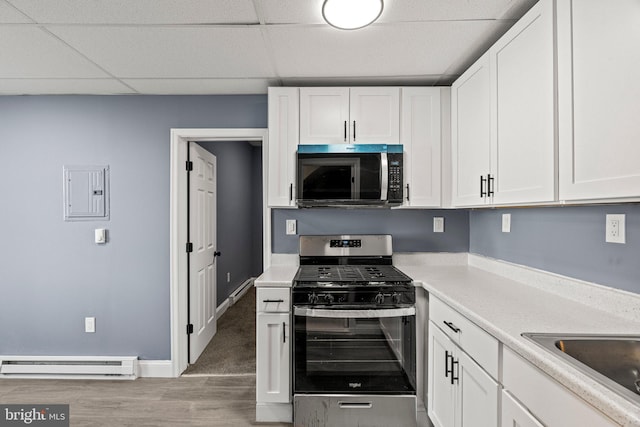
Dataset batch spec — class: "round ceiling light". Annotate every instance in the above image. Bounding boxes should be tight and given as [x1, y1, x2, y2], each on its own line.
[322, 0, 384, 30]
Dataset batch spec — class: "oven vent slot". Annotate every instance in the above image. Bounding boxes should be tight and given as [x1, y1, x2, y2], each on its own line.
[0, 356, 138, 380]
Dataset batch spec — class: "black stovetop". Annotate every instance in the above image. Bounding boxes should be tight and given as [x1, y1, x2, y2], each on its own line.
[294, 264, 411, 284]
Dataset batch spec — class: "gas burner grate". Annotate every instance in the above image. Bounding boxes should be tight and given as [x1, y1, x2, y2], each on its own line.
[294, 265, 411, 284]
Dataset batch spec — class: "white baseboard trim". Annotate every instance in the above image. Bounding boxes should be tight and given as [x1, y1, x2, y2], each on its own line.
[138, 360, 175, 378]
[216, 298, 231, 318]
[229, 277, 255, 304]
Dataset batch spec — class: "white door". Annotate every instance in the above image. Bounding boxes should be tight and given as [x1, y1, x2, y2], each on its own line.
[256, 312, 290, 403]
[428, 322, 456, 427]
[489, 0, 555, 205]
[451, 54, 492, 207]
[349, 87, 400, 144]
[457, 350, 499, 427]
[299, 87, 350, 144]
[188, 143, 218, 364]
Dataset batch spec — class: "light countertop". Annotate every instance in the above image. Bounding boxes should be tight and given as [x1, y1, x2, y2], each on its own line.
[398, 261, 640, 427]
[255, 254, 640, 425]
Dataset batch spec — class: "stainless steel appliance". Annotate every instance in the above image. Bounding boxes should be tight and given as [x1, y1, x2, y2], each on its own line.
[292, 235, 416, 427]
[296, 144, 404, 207]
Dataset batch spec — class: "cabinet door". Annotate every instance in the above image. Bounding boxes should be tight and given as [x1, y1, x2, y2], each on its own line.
[489, 0, 555, 205]
[456, 350, 499, 427]
[299, 87, 349, 144]
[267, 87, 298, 207]
[350, 87, 400, 144]
[401, 87, 442, 207]
[256, 312, 290, 403]
[451, 54, 491, 207]
[558, 0, 640, 200]
[427, 322, 456, 427]
[501, 390, 544, 427]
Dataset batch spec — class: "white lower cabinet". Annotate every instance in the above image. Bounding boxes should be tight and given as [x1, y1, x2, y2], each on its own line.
[501, 390, 544, 427]
[502, 346, 617, 427]
[427, 321, 499, 427]
[256, 287, 291, 422]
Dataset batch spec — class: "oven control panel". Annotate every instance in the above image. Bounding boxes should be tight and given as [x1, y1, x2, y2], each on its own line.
[330, 239, 361, 248]
[292, 287, 415, 308]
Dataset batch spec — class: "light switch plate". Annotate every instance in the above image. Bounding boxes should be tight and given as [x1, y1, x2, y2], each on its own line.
[286, 219, 297, 235]
[85, 317, 96, 333]
[95, 228, 106, 244]
[433, 217, 444, 233]
[502, 214, 511, 233]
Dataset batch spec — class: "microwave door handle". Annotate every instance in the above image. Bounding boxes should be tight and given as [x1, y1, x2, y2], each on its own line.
[380, 152, 389, 201]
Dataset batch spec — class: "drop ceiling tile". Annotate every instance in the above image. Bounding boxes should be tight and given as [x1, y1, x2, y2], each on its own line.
[123, 78, 275, 94]
[266, 21, 513, 78]
[260, 0, 324, 24]
[259, 0, 536, 24]
[379, 0, 536, 22]
[7, 0, 258, 24]
[0, 27, 110, 78]
[0, 1, 31, 23]
[0, 78, 135, 94]
[48, 26, 276, 78]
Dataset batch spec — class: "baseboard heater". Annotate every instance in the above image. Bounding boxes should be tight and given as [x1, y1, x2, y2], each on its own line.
[229, 277, 255, 305]
[0, 356, 138, 380]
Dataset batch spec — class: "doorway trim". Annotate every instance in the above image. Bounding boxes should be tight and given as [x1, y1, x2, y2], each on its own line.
[170, 128, 269, 377]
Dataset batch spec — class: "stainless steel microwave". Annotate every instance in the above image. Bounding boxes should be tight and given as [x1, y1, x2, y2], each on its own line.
[296, 144, 403, 207]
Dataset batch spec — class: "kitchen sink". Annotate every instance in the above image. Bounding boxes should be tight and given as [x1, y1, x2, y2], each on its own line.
[522, 333, 640, 405]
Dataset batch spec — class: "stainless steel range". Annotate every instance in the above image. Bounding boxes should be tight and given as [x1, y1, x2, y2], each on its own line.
[292, 235, 417, 427]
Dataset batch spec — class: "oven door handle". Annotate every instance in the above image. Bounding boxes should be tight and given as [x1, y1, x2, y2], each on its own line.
[293, 307, 415, 318]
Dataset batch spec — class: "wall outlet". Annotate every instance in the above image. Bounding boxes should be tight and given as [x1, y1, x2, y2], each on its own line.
[606, 214, 626, 244]
[286, 219, 297, 235]
[502, 213, 511, 233]
[433, 217, 444, 233]
[85, 317, 96, 333]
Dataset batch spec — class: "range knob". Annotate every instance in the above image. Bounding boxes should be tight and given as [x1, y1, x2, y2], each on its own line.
[392, 292, 401, 304]
[324, 294, 334, 305]
[375, 293, 385, 304]
[308, 293, 319, 304]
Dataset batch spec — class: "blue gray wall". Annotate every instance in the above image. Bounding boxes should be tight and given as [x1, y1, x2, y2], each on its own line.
[198, 141, 262, 303]
[0, 95, 266, 359]
[272, 209, 470, 254]
[470, 205, 640, 294]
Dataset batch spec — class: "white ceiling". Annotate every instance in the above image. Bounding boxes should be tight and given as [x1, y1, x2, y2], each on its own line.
[0, 0, 538, 95]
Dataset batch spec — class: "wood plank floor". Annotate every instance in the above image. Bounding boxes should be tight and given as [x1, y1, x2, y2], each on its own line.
[0, 375, 291, 426]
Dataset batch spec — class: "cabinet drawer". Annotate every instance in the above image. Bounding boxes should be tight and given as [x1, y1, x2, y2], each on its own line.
[430, 296, 499, 379]
[503, 346, 616, 427]
[257, 287, 290, 313]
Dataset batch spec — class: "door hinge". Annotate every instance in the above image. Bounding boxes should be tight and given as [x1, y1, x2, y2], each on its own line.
[186, 242, 193, 253]
[186, 161, 193, 171]
[187, 324, 194, 335]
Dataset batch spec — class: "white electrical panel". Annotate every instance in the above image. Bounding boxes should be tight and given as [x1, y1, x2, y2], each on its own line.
[63, 165, 110, 221]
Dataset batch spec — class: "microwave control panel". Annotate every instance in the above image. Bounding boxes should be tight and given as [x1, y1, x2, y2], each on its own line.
[388, 153, 403, 202]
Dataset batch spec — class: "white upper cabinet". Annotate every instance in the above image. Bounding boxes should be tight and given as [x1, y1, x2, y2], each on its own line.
[401, 87, 444, 207]
[267, 87, 298, 207]
[451, 54, 492, 207]
[299, 87, 400, 145]
[557, 0, 640, 201]
[489, 0, 555, 205]
[451, 0, 556, 207]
